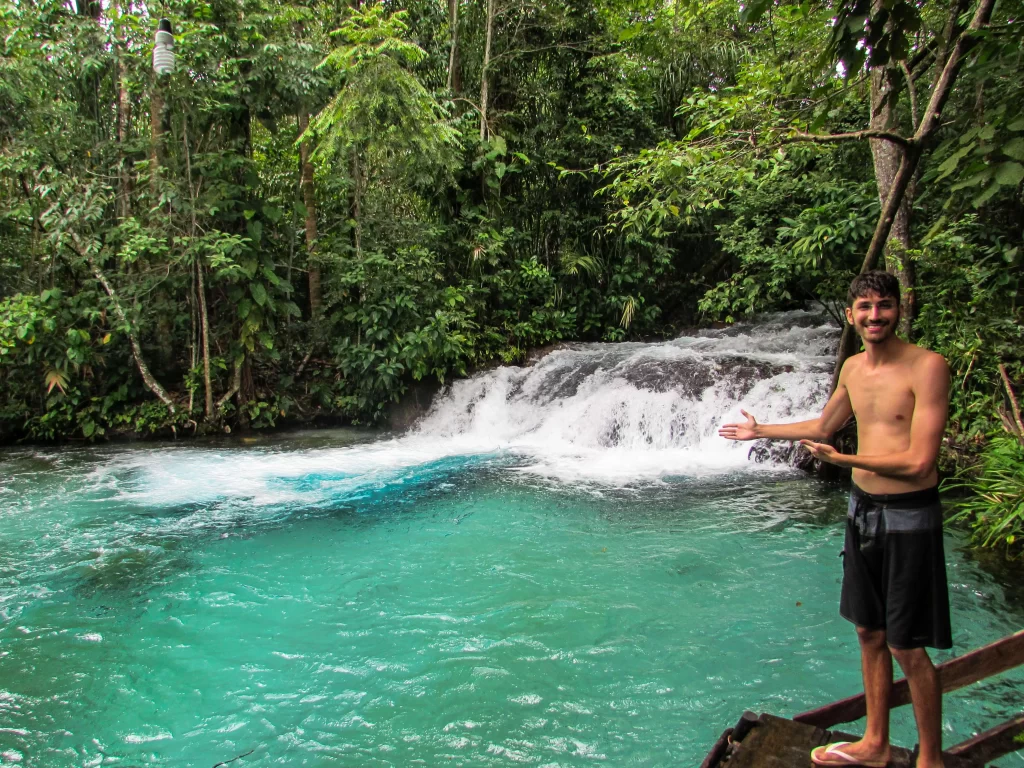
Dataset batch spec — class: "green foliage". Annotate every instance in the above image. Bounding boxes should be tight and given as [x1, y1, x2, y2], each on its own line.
[946, 436, 1024, 556]
[915, 215, 1023, 442]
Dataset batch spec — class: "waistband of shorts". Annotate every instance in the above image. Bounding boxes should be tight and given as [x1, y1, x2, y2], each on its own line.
[851, 483, 940, 508]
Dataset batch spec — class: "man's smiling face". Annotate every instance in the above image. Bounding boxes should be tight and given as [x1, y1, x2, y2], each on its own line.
[845, 290, 900, 345]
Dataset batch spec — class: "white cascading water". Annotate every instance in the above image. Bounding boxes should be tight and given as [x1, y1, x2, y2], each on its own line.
[96, 311, 839, 510]
[414, 310, 838, 483]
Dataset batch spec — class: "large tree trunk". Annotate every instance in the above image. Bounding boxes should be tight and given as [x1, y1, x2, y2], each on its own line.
[297, 108, 321, 320]
[479, 0, 494, 142]
[868, 2, 915, 338]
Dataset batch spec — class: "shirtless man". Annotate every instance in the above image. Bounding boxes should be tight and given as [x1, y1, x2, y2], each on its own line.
[719, 271, 951, 768]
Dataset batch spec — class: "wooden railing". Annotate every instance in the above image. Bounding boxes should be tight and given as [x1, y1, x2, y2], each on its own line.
[794, 629, 1024, 728]
[794, 629, 1024, 765]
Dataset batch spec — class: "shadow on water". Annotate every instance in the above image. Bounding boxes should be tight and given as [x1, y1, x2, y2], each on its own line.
[74, 540, 195, 602]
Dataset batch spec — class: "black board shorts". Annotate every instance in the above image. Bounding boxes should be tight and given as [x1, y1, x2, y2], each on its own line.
[839, 484, 952, 650]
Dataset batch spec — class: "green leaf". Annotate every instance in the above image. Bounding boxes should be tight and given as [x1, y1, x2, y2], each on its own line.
[972, 182, 1001, 208]
[740, 0, 772, 24]
[1008, 118, 1024, 132]
[935, 145, 972, 181]
[951, 169, 992, 192]
[994, 162, 1024, 187]
[251, 283, 268, 307]
[243, 209, 257, 220]
[1002, 138, 1024, 161]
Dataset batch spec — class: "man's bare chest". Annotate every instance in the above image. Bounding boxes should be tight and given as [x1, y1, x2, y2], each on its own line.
[847, 371, 916, 426]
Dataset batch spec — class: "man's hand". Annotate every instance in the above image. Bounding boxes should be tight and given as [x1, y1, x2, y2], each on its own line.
[719, 409, 759, 441]
[799, 440, 842, 465]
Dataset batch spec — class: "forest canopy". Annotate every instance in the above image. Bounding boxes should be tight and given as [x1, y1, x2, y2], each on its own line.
[0, 0, 1021, 544]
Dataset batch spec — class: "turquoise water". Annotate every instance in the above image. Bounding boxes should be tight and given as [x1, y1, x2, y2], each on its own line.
[1, 433, 1022, 767]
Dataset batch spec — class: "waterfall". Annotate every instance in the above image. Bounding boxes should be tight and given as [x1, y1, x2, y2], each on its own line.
[90, 311, 839, 510]
[415, 310, 839, 482]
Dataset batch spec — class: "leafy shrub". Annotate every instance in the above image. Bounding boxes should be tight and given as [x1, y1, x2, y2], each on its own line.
[945, 436, 1024, 555]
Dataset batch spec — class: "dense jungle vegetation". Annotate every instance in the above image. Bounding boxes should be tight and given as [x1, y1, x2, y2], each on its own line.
[1, 0, 1021, 548]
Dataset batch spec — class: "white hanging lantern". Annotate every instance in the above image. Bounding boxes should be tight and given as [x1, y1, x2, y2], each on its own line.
[153, 19, 175, 76]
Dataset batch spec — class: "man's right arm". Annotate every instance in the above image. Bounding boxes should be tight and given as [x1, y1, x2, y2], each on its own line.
[719, 361, 854, 442]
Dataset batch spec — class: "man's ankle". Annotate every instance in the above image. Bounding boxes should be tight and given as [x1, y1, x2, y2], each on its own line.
[858, 735, 889, 752]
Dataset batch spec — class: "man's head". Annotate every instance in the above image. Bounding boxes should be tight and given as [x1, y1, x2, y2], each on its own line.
[845, 270, 900, 345]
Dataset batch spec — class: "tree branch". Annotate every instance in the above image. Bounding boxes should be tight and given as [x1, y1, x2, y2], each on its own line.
[780, 129, 911, 149]
[88, 254, 176, 413]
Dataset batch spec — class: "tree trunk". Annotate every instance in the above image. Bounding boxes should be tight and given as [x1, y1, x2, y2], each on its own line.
[447, 0, 461, 92]
[297, 108, 321, 320]
[350, 149, 362, 257]
[479, 0, 494, 142]
[196, 261, 214, 420]
[868, 2, 915, 338]
[114, 0, 132, 219]
[829, 0, 998, 393]
[149, 84, 166, 194]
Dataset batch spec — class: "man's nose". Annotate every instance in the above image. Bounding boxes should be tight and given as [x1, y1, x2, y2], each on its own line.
[869, 306, 883, 319]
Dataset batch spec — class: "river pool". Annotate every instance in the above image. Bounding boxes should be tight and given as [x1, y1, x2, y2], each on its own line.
[1, 431, 1022, 767]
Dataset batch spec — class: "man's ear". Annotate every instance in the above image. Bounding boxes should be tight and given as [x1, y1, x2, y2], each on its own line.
[844, 306, 854, 326]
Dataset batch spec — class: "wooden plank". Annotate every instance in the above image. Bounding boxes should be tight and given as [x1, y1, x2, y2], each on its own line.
[947, 713, 1024, 765]
[795, 629, 1024, 728]
[722, 714, 831, 768]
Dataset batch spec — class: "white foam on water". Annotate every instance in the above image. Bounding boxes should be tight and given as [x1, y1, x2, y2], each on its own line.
[88, 311, 837, 505]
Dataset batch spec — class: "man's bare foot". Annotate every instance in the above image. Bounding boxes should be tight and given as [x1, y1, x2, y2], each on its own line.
[810, 739, 891, 767]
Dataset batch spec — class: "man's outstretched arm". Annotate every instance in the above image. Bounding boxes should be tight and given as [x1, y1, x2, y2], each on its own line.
[719, 366, 854, 443]
[801, 354, 950, 480]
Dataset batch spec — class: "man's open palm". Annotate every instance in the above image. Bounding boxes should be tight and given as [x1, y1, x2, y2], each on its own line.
[719, 409, 758, 441]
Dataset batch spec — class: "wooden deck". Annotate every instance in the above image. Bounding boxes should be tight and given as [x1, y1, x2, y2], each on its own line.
[703, 713, 980, 768]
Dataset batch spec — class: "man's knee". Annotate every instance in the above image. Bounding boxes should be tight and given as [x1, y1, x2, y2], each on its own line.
[857, 626, 887, 649]
[889, 645, 934, 676]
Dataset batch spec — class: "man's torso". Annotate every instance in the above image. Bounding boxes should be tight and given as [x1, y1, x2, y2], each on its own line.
[844, 345, 940, 494]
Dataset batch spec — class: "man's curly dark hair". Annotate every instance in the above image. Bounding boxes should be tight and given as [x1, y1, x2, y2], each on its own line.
[847, 270, 900, 307]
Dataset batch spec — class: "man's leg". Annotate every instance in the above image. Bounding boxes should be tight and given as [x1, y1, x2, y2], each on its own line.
[835, 627, 893, 762]
[890, 646, 943, 768]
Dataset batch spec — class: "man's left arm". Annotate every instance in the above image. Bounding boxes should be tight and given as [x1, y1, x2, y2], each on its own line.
[801, 355, 950, 479]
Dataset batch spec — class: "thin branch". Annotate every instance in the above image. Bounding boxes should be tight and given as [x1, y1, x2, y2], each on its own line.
[779, 129, 911, 149]
[914, 0, 996, 142]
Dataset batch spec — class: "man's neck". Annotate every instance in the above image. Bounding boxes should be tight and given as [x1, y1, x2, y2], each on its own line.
[861, 335, 905, 367]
